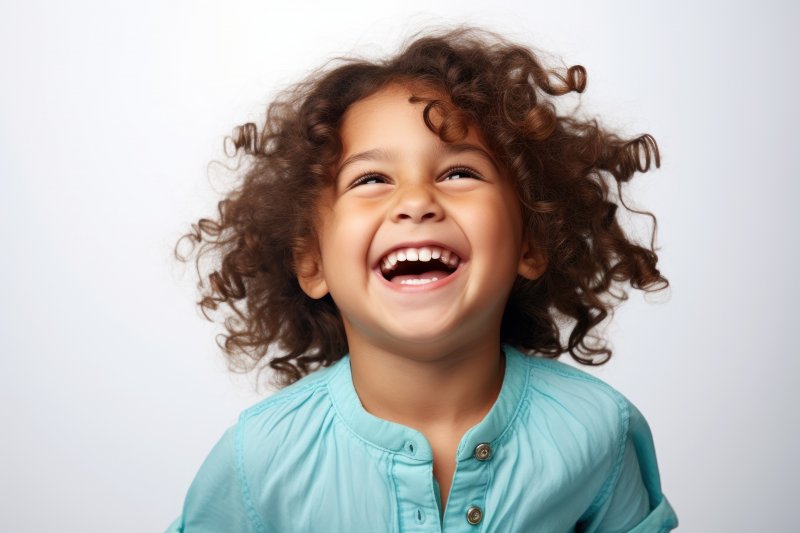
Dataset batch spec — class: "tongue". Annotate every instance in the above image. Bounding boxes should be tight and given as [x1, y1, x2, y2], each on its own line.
[390, 270, 452, 284]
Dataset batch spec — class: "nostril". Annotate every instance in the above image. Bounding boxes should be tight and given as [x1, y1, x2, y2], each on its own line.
[396, 209, 440, 222]
[391, 187, 444, 223]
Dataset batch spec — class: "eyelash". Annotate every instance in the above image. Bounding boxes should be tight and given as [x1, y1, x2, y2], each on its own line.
[348, 166, 483, 189]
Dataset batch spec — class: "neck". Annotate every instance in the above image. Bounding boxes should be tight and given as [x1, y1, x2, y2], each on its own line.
[347, 336, 506, 433]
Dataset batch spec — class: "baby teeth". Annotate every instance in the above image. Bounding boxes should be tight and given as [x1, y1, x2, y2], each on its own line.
[379, 245, 461, 274]
[399, 277, 439, 285]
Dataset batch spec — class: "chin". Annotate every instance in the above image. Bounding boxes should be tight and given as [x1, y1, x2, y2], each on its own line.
[383, 322, 472, 354]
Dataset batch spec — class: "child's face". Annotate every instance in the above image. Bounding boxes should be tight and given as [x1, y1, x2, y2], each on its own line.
[297, 84, 544, 356]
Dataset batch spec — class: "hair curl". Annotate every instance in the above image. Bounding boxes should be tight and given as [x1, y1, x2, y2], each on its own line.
[175, 25, 668, 388]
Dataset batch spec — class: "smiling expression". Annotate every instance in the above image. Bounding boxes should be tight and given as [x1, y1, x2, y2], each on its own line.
[296, 83, 544, 358]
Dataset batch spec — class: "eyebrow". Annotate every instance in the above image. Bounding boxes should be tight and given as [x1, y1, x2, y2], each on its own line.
[335, 142, 500, 178]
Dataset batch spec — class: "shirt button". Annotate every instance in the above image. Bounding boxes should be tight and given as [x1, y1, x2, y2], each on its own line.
[466, 506, 483, 525]
[473, 442, 492, 461]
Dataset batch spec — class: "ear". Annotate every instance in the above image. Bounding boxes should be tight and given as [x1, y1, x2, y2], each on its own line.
[517, 239, 548, 281]
[293, 240, 329, 299]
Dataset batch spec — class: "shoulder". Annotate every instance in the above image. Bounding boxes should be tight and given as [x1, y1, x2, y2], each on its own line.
[511, 351, 674, 524]
[236, 359, 343, 445]
[510, 351, 638, 485]
[513, 356, 678, 530]
[516, 352, 634, 434]
[173, 362, 346, 533]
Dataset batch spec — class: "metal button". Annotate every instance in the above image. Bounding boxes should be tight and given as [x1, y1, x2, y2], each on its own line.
[466, 506, 483, 525]
[473, 442, 492, 461]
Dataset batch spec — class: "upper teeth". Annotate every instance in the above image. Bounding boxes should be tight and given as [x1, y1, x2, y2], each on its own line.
[380, 246, 460, 273]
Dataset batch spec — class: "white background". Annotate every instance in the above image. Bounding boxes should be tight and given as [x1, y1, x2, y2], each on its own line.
[2, 1, 797, 531]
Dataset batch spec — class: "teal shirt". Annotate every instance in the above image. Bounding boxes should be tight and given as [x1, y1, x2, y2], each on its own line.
[168, 346, 678, 532]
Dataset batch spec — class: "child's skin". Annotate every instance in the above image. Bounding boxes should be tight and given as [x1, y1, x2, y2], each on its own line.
[296, 83, 547, 510]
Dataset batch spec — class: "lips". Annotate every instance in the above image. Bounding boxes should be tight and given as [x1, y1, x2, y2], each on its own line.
[377, 244, 463, 285]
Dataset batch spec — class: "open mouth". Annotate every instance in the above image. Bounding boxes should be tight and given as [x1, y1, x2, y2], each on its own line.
[379, 245, 462, 286]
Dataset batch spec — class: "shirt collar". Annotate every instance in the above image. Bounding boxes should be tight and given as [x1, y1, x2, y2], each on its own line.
[326, 344, 530, 462]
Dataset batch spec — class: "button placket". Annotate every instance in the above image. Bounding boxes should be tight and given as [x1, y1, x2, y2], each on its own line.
[441, 441, 494, 530]
[392, 441, 441, 532]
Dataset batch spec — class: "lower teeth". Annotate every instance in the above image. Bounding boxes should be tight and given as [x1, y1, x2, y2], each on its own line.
[398, 277, 439, 285]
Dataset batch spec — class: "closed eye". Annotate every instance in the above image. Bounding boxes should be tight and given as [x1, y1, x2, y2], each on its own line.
[440, 166, 484, 181]
[347, 172, 390, 189]
[346, 166, 483, 191]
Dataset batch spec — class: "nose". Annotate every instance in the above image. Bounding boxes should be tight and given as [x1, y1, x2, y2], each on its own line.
[390, 182, 444, 223]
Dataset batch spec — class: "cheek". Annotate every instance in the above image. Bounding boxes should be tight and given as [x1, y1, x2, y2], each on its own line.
[318, 207, 373, 268]
[471, 198, 525, 274]
[476, 195, 523, 241]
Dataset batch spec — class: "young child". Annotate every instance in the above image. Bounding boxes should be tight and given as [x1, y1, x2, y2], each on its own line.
[169, 26, 678, 532]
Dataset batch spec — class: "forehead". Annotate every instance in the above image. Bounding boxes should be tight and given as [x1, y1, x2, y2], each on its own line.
[338, 83, 491, 156]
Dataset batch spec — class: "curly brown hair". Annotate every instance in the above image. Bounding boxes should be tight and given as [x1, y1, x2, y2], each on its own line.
[175, 25, 668, 388]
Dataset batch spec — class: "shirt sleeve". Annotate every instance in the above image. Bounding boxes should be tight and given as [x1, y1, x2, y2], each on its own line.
[581, 399, 679, 533]
[165, 425, 261, 533]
